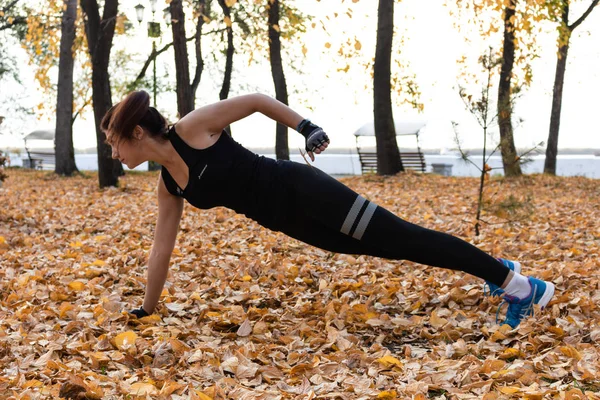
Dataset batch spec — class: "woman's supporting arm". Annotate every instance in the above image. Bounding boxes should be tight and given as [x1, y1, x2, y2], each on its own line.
[142, 175, 184, 313]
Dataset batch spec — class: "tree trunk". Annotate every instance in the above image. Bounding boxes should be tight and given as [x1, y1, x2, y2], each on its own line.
[374, 0, 402, 175]
[170, 0, 194, 117]
[217, 0, 234, 101]
[497, 0, 522, 177]
[81, 0, 122, 188]
[544, 0, 598, 174]
[54, 0, 78, 176]
[191, 0, 206, 97]
[544, 9, 570, 175]
[217, 0, 234, 135]
[268, 0, 290, 161]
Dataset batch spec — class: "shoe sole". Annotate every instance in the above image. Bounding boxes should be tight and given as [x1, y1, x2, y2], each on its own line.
[537, 281, 555, 309]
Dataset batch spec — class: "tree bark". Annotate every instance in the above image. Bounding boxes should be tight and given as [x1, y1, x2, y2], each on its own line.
[191, 0, 206, 97]
[374, 0, 402, 175]
[217, 0, 234, 101]
[81, 0, 122, 187]
[544, 5, 570, 175]
[497, 0, 522, 177]
[170, 0, 194, 117]
[544, 0, 598, 175]
[268, 0, 290, 160]
[54, 0, 78, 176]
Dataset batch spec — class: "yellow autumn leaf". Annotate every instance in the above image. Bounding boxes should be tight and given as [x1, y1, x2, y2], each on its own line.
[69, 241, 83, 248]
[59, 302, 74, 318]
[224, 0, 237, 6]
[377, 390, 397, 399]
[499, 386, 521, 394]
[241, 275, 252, 281]
[195, 391, 213, 400]
[92, 259, 106, 266]
[114, 331, 138, 350]
[170, 338, 191, 354]
[377, 355, 402, 368]
[429, 311, 448, 328]
[0, 236, 5, 244]
[324, 42, 331, 49]
[354, 39, 362, 51]
[139, 314, 162, 324]
[23, 379, 44, 388]
[559, 346, 581, 360]
[271, 24, 280, 32]
[130, 382, 157, 396]
[499, 347, 521, 359]
[224, 16, 232, 27]
[68, 281, 86, 291]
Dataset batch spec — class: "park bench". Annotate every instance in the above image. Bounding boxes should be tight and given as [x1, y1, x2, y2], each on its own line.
[357, 151, 426, 174]
[354, 118, 428, 174]
[23, 129, 55, 170]
[25, 150, 55, 170]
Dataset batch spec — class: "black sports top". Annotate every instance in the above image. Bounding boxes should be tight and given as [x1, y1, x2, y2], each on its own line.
[160, 125, 291, 230]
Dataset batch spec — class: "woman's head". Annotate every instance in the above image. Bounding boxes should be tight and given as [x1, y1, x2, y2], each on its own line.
[101, 90, 169, 168]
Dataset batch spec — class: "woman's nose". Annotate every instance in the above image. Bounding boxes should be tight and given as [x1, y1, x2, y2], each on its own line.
[111, 147, 119, 159]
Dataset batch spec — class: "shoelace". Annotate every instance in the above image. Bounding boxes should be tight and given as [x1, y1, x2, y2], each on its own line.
[483, 282, 504, 297]
[495, 284, 538, 326]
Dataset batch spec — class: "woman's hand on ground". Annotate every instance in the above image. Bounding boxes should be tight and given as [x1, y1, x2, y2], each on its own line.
[128, 307, 149, 318]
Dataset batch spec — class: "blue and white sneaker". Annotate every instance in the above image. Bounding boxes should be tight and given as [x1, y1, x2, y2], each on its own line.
[483, 258, 522, 297]
[500, 277, 555, 328]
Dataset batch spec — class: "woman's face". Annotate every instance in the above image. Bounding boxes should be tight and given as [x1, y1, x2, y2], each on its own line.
[105, 126, 146, 169]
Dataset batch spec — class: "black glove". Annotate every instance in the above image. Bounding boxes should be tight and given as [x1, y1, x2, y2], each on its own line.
[296, 119, 330, 153]
[129, 307, 149, 318]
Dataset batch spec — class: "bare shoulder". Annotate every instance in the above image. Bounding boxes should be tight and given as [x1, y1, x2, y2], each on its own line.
[176, 94, 263, 138]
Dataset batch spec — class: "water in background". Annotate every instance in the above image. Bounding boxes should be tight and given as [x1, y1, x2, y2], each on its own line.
[7, 152, 600, 178]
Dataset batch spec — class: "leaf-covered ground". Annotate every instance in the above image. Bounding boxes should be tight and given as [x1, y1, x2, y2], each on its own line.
[0, 169, 599, 399]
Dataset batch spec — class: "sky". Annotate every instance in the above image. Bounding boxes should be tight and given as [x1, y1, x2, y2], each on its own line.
[1, 0, 599, 152]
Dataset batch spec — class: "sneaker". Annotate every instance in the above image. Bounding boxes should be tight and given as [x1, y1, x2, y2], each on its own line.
[501, 277, 555, 328]
[483, 258, 522, 297]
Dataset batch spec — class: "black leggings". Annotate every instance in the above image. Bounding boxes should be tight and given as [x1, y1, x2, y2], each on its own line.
[276, 162, 510, 287]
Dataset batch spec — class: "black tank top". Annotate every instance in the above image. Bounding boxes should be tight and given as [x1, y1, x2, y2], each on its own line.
[161, 125, 291, 230]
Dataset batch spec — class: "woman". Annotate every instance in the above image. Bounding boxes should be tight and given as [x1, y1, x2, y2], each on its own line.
[102, 90, 554, 328]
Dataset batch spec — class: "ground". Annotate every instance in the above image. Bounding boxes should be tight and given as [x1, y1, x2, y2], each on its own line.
[0, 169, 599, 399]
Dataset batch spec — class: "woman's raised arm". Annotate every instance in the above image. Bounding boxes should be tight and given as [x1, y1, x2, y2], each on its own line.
[177, 93, 304, 135]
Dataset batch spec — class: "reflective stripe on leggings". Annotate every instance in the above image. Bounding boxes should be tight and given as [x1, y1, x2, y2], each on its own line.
[340, 195, 377, 240]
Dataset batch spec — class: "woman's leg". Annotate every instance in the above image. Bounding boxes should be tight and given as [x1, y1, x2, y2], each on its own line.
[281, 161, 509, 286]
[279, 161, 555, 328]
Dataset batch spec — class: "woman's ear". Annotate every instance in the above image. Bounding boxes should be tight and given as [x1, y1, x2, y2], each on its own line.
[133, 125, 145, 140]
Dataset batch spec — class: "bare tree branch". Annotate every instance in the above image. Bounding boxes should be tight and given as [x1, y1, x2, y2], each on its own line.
[569, 0, 599, 31]
[132, 27, 226, 85]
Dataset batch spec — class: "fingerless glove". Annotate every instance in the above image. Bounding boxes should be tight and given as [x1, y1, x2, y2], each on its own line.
[296, 119, 330, 153]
